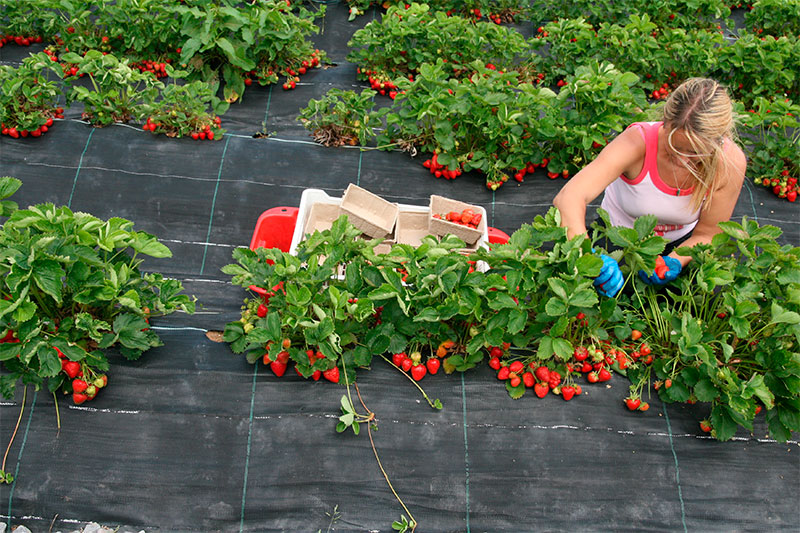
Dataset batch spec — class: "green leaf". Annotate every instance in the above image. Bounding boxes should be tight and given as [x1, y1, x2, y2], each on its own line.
[771, 302, 800, 325]
[693, 379, 718, 402]
[568, 289, 598, 308]
[413, 308, 440, 322]
[545, 297, 568, 317]
[710, 404, 738, 441]
[38, 345, 62, 377]
[32, 259, 65, 305]
[506, 380, 526, 399]
[130, 232, 172, 258]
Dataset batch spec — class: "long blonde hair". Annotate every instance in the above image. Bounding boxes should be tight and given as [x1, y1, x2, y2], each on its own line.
[662, 78, 738, 212]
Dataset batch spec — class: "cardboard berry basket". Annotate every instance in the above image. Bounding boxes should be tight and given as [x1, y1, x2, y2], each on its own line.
[339, 183, 399, 239]
[428, 195, 486, 245]
[395, 209, 431, 247]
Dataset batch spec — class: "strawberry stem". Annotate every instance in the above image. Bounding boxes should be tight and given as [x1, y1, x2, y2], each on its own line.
[354, 383, 417, 532]
[1, 385, 26, 478]
[378, 353, 441, 409]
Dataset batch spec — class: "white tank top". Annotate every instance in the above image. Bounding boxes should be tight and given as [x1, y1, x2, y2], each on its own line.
[601, 122, 700, 242]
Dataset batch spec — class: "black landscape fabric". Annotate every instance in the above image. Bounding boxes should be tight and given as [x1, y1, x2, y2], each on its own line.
[1, 3, 799, 532]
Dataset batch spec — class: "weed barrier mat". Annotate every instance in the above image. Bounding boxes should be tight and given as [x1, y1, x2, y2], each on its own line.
[1, 3, 799, 532]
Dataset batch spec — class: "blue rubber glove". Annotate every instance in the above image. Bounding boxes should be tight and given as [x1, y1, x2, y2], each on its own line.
[594, 254, 624, 297]
[639, 255, 682, 285]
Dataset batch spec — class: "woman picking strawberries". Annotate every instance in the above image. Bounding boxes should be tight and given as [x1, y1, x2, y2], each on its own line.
[553, 77, 747, 297]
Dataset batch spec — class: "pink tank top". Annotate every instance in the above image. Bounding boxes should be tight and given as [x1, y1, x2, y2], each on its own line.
[600, 121, 700, 242]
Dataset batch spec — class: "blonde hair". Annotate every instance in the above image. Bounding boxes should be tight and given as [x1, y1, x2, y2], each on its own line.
[661, 77, 737, 212]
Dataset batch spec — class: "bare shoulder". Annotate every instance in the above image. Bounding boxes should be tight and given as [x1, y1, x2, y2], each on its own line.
[722, 137, 747, 186]
[596, 124, 647, 174]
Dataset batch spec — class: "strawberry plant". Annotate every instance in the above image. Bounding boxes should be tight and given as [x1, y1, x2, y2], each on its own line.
[347, 3, 534, 92]
[538, 62, 648, 177]
[144, 75, 228, 140]
[378, 60, 556, 189]
[621, 217, 800, 442]
[738, 97, 800, 202]
[173, 0, 326, 102]
[0, 177, 196, 403]
[343, 0, 530, 22]
[0, 52, 64, 138]
[60, 50, 163, 126]
[299, 89, 387, 147]
[718, 31, 800, 104]
[0, 0, 52, 43]
[743, 0, 800, 38]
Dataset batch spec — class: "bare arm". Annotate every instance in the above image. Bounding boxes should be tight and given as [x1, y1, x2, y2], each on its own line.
[669, 141, 747, 266]
[552, 126, 646, 239]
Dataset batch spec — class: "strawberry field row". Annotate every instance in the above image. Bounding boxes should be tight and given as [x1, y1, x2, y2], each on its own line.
[222, 211, 800, 443]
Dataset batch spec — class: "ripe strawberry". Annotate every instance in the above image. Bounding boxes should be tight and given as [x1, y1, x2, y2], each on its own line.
[262, 352, 272, 365]
[488, 356, 501, 370]
[72, 379, 88, 393]
[256, 304, 268, 317]
[270, 360, 287, 377]
[561, 386, 575, 400]
[665, 378, 672, 388]
[410, 364, 427, 381]
[548, 371, 562, 389]
[392, 352, 405, 366]
[598, 368, 612, 382]
[73, 392, 88, 405]
[63, 360, 80, 378]
[534, 366, 550, 382]
[426, 358, 440, 375]
[509, 375, 521, 387]
[699, 420, 712, 433]
[639, 402, 650, 411]
[497, 366, 510, 380]
[639, 343, 651, 356]
[625, 397, 641, 410]
[754, 405, 762, 415]
[470, 213, 482, 226]
[573, 346, 588, 361]
[631, 329, 642, 341]
[533, 382, 548, 398]
[323, 366, 340, 383]
[490, 346, 503, 358]
[311, 370, 321, 381]
[523, 372, 535, 388]
[588, 371, 600, 383]
[401, 357, 413, 372]
[276, 350, 290, 364]
[509, 361, 524, 374]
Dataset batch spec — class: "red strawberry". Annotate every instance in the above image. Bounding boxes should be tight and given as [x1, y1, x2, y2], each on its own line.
[73, 392, 88, 405]
[426, 358, 440, 375]
[509, 361, 524, 374]
[625, 397, 641, 410]
[256, 304, 268, 317]
[598, 368, 612, 382]
[587, 371, 599, 383]
[63, 360, 80, 378]
[522, 371, 535, 388]
[509, 375, 521, 387]
[534, 366, 550, 382]
[488, 356, 501, 370]
[401, 357, 413, 372]
[276, 350, 290, 364]
[497, 366, 510, 380]
[470, 213, 482, 226]
[411, 364, 427, 381]
[573, 346, 588, 361]
[392, 352, 406, 366]
[323, 367, 340, 383]
[700, 420, 712, 433]
[270, 360, 287, 377]
[561, 386, 575, 401]
[533, 382, 549, 398]
[311, 370, 321, 381]
[489, 346, 503, 358]
[72, 379, 88, 393]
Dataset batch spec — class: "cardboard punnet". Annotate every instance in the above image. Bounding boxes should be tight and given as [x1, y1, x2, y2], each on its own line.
[340, 183, 399, 239]
[303, 202, 341, 235]
[428, 195, 486, 245]
[396, 209, 430, 247]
